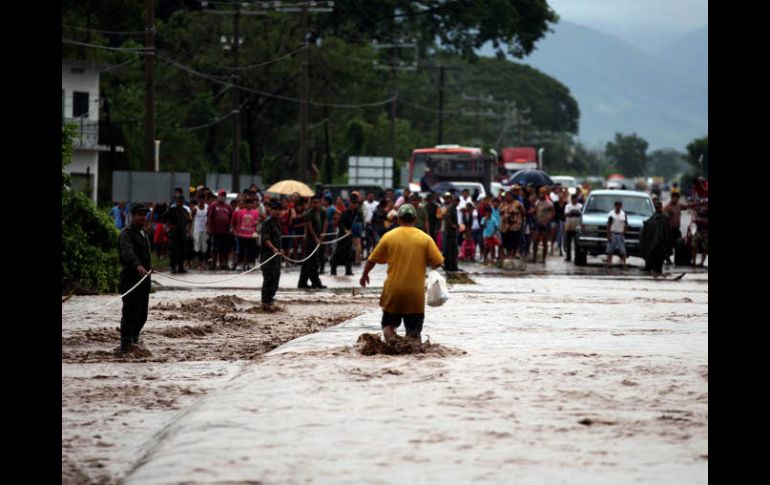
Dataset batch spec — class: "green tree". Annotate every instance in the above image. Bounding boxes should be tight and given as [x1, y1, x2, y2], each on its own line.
[605, 133, 649, 177]
[647, 149, 688, 180]
[685, 135, 708, 179]
[63, 1, 572, 191]
[318, 0, 558, 59]
[62, 124, 121, 294]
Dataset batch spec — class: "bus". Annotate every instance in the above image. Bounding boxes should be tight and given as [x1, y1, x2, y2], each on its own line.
[409, 145, 494, 191]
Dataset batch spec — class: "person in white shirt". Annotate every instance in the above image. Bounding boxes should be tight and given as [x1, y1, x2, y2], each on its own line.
[363, 192, 380, 225]
[457, 189, 473, 224]
[606, 200, 628, 267]
[563, 193, 583, 262]
[191, 198, 209, 270]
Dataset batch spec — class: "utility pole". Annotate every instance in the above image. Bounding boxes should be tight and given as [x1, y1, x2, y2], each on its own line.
[389, 49, 397, 166]
[298, 3, 309, 182]
[204, 1, 267, 192]
[144, 0, 156, 171]
[461, 93, 496, 144]
[373, 40, 416, 171]
[437, 65, 445, 145]
[232, 5, 242, 193]
[323, 106, 332, 184]
[203, 1, 334, 185]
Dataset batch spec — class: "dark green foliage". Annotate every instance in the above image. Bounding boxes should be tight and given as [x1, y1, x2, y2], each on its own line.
[62, 125, 120, 293]
[605, 132, 649, 178]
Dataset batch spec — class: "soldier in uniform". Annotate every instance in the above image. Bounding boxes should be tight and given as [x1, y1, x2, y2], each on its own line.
[118, 203, 153, 353]
[424, 192, 439, 243]
[298, 195, 327, 289]
[260, 200, 284, 308]
[165, 194, 191, 273]
[331, 195, 359, 276]
[442, 192, 459, 271]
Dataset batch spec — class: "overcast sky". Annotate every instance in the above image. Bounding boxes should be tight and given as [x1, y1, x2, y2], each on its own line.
[547, 0, 708, 51]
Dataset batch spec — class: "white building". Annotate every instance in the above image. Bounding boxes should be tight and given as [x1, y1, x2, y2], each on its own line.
[62, 59, 113, 203]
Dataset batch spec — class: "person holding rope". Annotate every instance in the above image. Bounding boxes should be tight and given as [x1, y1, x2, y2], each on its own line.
[260, 200, 285, 308]
[118, 203, 153, 353]
[330, 194, 359, 276]
[298, 195, 327, 289]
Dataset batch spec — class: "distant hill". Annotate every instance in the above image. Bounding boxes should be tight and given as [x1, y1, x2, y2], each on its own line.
[654, 25, 708, 91]
[481, 21, 708, 150]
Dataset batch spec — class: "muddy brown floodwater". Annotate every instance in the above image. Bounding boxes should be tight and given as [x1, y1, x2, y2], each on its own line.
[62, 291, 379, 484]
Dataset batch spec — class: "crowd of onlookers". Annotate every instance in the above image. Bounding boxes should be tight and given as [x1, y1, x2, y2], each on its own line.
[108, 177, 707, 274]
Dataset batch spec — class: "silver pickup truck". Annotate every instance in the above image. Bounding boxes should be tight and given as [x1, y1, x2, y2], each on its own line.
[573, 190, 654, 265]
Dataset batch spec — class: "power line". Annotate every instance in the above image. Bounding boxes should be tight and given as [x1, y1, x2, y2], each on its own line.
[61, 38, 151, 52]
[226, 44, 306, 71]
[157, 53, 394, 108]
[398, 98, 462, 114]
[62, 24, 148, 36]
[179, 96, 252, 131]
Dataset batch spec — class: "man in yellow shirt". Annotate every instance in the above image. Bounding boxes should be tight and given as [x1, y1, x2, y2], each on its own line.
[360, 203, 444, 345]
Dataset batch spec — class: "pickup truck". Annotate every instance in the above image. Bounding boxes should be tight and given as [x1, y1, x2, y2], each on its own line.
[573, 190, 654, 265]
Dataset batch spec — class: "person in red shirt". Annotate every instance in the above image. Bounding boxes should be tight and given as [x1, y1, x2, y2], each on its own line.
[207, 189, 234, 270]
[233, 197, 261, 270]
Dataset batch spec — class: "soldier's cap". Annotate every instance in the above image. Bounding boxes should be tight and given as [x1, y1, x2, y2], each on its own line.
[398, 203, 416, 218]
[130, 203, 148, 214]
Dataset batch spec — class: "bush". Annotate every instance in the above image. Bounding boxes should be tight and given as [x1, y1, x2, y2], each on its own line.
[62, 190, 121, 293]
[62, 123, 120, 294]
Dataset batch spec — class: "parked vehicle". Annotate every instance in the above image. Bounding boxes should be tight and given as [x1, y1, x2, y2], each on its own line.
[551, 175, 579, 195]
[573, 189, 655, 265]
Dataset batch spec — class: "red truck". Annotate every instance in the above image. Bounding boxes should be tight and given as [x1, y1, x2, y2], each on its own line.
[498, 147, 540, 183]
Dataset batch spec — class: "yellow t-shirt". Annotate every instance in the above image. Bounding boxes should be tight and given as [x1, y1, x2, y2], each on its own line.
[368, 226, 445, 314]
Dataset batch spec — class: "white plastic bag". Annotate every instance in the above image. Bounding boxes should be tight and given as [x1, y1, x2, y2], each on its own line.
[426, 270, 450, 307]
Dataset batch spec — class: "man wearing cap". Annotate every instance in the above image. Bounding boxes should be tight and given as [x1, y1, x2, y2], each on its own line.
[261, 200, 285, 307]
[360, 203, 444, 347]
[118, 203, 153, 353]
[207, 189, 234, 270]
[331, 194, 359, 276]
[410, 192, 428, 233]
[442, 192, 459, 271]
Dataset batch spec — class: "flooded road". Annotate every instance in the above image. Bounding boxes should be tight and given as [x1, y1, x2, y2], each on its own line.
[62, 256, 706, 484]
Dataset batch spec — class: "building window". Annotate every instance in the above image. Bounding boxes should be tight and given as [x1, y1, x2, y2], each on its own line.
[73, 91, 89, 118]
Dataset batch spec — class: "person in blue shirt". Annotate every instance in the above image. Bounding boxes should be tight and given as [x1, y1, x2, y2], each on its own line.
[480, 206, 500, 264]
[109, 202, 126, 229]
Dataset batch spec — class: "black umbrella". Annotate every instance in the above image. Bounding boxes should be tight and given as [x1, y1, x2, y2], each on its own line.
[508, 169, 554, 188]
[430, 181, 459, 194]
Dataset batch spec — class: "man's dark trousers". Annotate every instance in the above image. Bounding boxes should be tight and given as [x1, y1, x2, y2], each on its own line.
[261, 259, 281, 303]
[169, 231, 187, 271]
[299, 243, 323, 287]
[120, 281, 150, 349]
